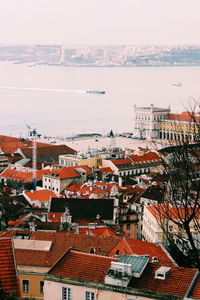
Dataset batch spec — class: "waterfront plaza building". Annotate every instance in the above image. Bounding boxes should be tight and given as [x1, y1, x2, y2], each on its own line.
[133, 104, 170, 140]
[134, 104, 200, 142]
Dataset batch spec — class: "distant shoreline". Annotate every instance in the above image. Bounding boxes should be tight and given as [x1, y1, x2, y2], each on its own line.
[1, 60, 200, 68]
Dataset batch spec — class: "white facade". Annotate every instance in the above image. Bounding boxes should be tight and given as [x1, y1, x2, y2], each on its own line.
[133, 104, 170, 140]
[142, 206, 161, 243]
[44, 279, 157, 300]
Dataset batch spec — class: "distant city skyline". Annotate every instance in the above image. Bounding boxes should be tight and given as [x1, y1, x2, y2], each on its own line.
[0, 0, 200, 45]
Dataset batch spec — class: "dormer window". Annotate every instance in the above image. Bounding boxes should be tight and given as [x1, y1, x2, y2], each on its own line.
[115, 249, 120, 255]
[90, 248, 96, 254]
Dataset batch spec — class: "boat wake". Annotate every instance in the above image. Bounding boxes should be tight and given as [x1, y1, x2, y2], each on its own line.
[0, 86, 86, 94]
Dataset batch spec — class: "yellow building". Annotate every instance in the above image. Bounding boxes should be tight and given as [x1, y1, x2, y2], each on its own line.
[59, 153, 102, 168]
[158, 111, 200, 141]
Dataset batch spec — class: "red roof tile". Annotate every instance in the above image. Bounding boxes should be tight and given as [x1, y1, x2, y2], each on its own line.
[49, 167, 80, 179]
[79, 227, 118, 237]
[190, 275, 200, 299]
[129, 151, 161, 163]
[130, 263, 197, 297]
[75, 165, 93, 175]
[47, 249, 197, 298]
[0, 238, 19, 296]
[49, 250, 115, 283]
[0, 168, 50, 183]
[65, 184, 82, 192]
[25, 189, 58, 202]
[168, 111, 200, 123]
[113, 158, 132, 166]
[147, 203, 200, 220]
[99, 167, 113, 174]
[6, 231, 121, 268]
[125, 238, 173, 265]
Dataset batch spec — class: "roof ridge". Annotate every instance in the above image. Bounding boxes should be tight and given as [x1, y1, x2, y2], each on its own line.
[70, 249, 117, 260]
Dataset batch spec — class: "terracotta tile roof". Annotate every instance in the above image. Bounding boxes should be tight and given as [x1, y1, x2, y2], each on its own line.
[21, 144, 77, 163]
[6, 231, 121, 268]
[130, 262, 197, 297]
[47, 249, 197, 298]
[75, 165, 93, 175]
[0, 238, 19, 296]
[91, 188, 109, 195]
[99, 167, 113, 174]
[112, 152, 161, 170]
[190, 274, 200, 299]
[25, 189, 58, 202]
[125, 238, 173, 265]
[79, 227, 118, 237]
[113, 158, 132, 166]
[52, 167, 80, 179]
[65, 184, 82, 192]
[124, 185, 146, 195]
[48, 250, 115, 283]
[129, 151, 161, 163]
[0, 168, 50, 183]
[147, 203, 200, 220]
[0, 140, 28, 154]
[167, 111, 200, 123]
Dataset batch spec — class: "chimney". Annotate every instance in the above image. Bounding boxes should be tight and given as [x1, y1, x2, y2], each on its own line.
[118, 176, 122, 187]
[155, 267, 171, 280]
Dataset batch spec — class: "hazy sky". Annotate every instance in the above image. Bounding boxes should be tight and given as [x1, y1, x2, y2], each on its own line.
[0, 0, 200, 45]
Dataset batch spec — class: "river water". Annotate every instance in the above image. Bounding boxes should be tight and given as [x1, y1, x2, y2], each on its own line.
[0, 62, 200, 137]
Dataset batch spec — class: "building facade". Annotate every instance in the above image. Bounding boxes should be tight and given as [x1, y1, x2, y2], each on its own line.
[134, 106, 200, 142]
[133, 104, 170, 140]
[158, 112, 200, 142]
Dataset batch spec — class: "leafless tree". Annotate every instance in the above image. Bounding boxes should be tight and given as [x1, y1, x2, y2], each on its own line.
[152, 99, 200, 269]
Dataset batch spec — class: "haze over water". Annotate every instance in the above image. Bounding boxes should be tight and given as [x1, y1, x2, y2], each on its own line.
[0, 62, 200, 138]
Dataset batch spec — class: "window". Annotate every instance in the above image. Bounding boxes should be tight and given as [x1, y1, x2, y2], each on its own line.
[169, 225, 173, 232]
[115, 249, 120, 255]
[126, 223, 130, 230]
[62, 287, 71, 300]
[22, 280, 29, 293]
[40, 281, 44, 294]
[86, 291, 95, 300]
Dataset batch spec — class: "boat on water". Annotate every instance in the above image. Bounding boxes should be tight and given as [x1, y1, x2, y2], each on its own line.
[86, 90, 106, 94]
[172, 82, 182, 87]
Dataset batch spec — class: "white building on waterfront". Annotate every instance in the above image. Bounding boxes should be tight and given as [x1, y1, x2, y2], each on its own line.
[133, 104, 170, 140]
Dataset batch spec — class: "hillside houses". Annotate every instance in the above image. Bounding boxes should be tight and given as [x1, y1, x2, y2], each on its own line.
[102, 150, 163, 177]
[0, 134, 200, 298]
